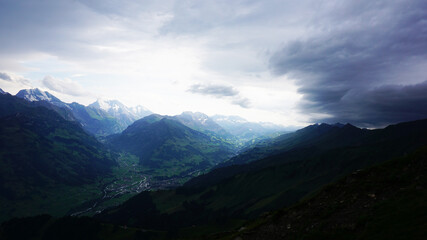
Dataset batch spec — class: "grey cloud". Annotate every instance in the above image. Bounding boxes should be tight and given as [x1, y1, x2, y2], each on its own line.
[0, 72, 31, 85]
[189, 84, 238, 97]
[159, 0, 314, 35]
[188, 83, 251, 108]
[270, 0, 427, 127]
[0, 72, 13, 81]
[42, 76, 87, 96]
[0, 0, 122, 61]
[231, 97, 251, 108]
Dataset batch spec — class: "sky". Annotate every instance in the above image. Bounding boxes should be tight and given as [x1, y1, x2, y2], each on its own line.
[0, 0, 426, 127]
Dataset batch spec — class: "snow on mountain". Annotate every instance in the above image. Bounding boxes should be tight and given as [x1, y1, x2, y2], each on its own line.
[0, 88, 5, 94]
[88, 99, 152, 128]
[89, 99, 131, 115]
[211, 115, 248, 124]
[16, 88, 67, 107]
[180, 111, 210, 125]
[130, 105, 152, 119]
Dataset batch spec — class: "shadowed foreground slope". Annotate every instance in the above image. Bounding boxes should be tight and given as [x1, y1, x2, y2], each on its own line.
[222, 146, 427, 240]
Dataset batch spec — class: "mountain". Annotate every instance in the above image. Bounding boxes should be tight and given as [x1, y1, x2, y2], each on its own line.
[16, 88, 66, 107]
[88, 99, 152, 129]
[211, 115, 290, 142]
[0, 94, 117, 222]
[96, 118, 427, 238]
[16, 89, 124, 136]
[67, 102, 123, 136]
[174, 112, 236, 143]
[0, 88, 5, 94]
[228, 146, 427, 240]
[130, 105, 152, 118]
[219, 122, 364, 167]
[107, 114, 235, 176]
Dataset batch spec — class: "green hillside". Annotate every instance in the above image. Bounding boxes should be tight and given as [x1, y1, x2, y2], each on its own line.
[0, 94, 117, 222]
[107, 115, 235, 177]
[224, 146, 427, 240]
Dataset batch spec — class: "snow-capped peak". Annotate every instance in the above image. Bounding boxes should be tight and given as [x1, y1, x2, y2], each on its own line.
[89, 99, 152, 120]
[0, 88, 5, 94]
[130, 105, 152, 118]
[211, 115, 248, 123]
[16, 88, 62, 103]
[91, 99, 112, 112]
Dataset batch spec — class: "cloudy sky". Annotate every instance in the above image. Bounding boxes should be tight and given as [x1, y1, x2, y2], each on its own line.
[0, 0, 426, 127]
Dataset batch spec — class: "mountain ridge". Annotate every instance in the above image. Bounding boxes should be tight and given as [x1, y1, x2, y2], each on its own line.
[107, 114, 236, 176]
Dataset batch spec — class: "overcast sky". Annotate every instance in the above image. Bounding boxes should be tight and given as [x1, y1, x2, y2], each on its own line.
[0, 0, 426, 127]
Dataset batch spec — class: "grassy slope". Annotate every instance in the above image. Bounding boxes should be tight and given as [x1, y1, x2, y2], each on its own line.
[223, 146, 427, 240]
[108, 117, 235, 177]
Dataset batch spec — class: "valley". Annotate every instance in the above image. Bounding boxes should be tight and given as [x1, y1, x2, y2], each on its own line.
[70, 153, 205, 217]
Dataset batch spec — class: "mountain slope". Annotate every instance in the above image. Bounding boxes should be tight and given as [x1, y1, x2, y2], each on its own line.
[219, 123, 366, 167]
[174, 112, 237, 144]
[96, 118, 427, 238]
[227, 145, 427, 240]
[107, 114, 235, 176]
[67, 102, 123, 136]
[0, 94, 117, 221]
[2, 145, 425, 240]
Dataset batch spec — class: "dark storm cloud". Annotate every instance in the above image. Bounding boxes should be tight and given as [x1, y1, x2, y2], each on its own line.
[188, 83, 251, 108]
[270, 0, 427, 127]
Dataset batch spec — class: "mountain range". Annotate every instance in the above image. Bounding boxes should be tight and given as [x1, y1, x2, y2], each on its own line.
[1, 87, 425, 239]
[0, 88, 289, 223]
[15, 88, 152, 136]
[95, 118, 427, 238]
[12, 88, 286, 143]
[211, 115, 293, 143]
[89, 99, 152, 129]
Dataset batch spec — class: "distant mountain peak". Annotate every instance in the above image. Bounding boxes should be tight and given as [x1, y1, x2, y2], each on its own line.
[16, 88, 62, 103]
[0, 88, 5, 94]
[180, 111, 210, 124]
[89, 99, 125, 112]
[89, 99, 151, 118]
[211, 115, 248, 123]
[131, 105, 151, 114]
[88, 99, 152, 130]
[332, 123, 345, 128]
